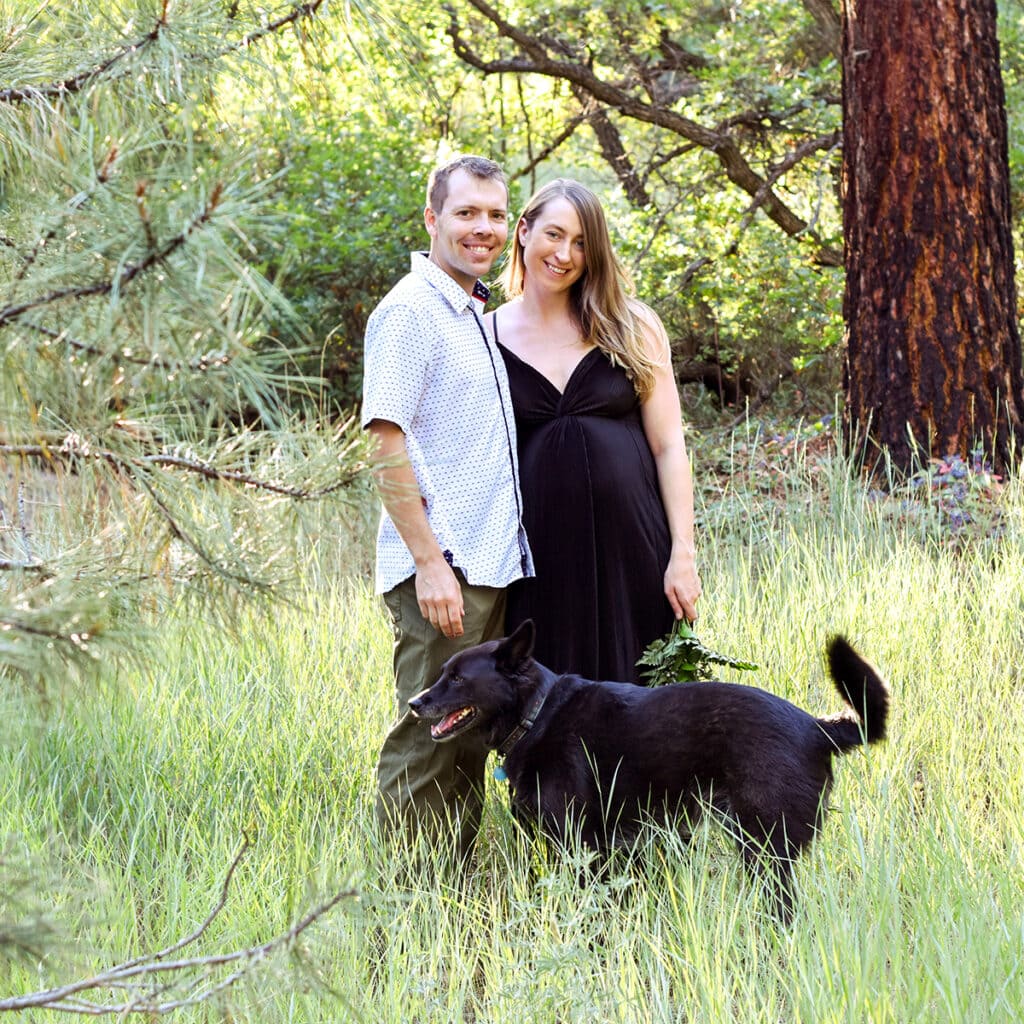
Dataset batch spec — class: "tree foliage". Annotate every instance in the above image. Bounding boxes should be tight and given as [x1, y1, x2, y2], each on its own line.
[243, 28, 445, 407]
[436, 0, 847, 402]
[211, 0, 1024, 419]
[226, 0, 855, 412]
[2, 0, 1024, 1010]
[125, 0, 1024, 424]
[4, 1, 1023, 688]
[0, 0, 375, 691]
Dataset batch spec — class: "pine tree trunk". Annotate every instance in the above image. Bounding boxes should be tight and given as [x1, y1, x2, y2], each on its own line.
[841, 0, 1024, 474]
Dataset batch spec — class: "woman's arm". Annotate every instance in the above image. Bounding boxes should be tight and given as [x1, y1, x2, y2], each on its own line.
[636, 308, 702, 622]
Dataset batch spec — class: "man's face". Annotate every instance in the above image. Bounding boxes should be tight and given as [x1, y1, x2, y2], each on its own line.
[425, 168, 509, 292]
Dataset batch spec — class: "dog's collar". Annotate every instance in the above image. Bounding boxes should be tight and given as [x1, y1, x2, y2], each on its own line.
[497, 675, 554, 758]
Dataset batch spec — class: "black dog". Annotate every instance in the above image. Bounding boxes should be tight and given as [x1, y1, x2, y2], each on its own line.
[409, 619, 889, 921]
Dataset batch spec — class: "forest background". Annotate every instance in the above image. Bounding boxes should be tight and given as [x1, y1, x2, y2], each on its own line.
[2, 1, 1024, 1020]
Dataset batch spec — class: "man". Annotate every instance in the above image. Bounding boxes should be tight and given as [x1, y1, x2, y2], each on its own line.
[362, 155, 533, 867]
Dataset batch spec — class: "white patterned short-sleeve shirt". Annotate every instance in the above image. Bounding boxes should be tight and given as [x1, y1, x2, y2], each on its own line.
[362, 252, 534, 594]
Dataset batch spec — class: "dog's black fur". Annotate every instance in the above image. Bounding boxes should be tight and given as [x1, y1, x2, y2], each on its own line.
[409, 619, 889, 921]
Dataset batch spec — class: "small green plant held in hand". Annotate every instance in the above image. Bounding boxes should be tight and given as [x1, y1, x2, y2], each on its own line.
[637, 619, 758, 685]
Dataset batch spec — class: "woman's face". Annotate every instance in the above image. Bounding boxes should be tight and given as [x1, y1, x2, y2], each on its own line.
[518, 196, 586, 294]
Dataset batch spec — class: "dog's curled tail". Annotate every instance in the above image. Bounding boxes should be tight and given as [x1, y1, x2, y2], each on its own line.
[822, 636, 890, 750]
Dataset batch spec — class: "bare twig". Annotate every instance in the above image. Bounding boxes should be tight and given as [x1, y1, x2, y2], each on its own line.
[644, 141, 702, 179]
[16, 320, 235, 372]
[0, 837, 357, 1015]
[722, 130, 842, 259]
[226, 1, 328, 56]
[0, 439, 364, 501]
[512, 111, 587, 180]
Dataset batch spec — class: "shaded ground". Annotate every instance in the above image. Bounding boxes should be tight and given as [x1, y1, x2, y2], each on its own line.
[694, 414, 1007, 546]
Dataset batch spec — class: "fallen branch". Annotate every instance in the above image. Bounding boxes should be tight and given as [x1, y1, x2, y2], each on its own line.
[0, 837, 356, 1016]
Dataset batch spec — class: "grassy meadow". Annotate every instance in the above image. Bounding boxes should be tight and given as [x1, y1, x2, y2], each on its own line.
[2, 426, 1024, 1022]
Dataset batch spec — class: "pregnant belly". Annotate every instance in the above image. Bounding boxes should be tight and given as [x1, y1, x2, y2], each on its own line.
[524, 415, 657, 507]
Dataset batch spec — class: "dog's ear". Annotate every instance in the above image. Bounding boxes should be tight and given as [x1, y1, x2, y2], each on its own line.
[495, 618, 535, 670]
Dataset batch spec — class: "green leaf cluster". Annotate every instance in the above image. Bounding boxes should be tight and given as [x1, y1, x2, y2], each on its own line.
[637, 618, 758, 686]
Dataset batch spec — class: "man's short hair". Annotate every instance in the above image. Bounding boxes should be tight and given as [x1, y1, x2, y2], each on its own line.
[427, 155, 508, 214]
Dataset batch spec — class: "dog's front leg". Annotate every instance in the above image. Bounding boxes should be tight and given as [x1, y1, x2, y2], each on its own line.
[509, 797, 539, 842]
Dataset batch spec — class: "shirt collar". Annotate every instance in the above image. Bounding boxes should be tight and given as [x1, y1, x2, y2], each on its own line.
[411, 252, 490, 313]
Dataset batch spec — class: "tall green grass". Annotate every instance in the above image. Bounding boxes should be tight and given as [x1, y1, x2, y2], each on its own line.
[2, 437, 1023, 1021]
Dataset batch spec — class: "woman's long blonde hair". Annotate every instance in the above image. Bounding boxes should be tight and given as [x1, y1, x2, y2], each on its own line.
[500, 178, 664, 399]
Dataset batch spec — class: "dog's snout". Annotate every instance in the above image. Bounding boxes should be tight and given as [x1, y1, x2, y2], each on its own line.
[408, 687, 431, 716]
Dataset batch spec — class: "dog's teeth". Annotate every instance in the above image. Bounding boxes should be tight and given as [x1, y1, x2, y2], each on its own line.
[431, 706, 474, 739]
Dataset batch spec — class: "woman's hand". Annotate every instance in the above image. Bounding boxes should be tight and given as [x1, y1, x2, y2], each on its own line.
[664, 545, 702, 623]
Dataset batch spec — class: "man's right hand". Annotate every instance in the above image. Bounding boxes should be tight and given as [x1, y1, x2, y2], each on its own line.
[415, 554, 465, 638]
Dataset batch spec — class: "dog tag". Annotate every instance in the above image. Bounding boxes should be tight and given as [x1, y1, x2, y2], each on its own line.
[493, 764, 508, 782]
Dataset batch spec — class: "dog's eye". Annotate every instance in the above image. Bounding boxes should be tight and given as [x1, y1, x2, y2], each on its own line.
[449, 674, 463, 687]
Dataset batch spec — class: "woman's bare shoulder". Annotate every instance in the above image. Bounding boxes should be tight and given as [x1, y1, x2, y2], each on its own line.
[627, 300, 670, 359]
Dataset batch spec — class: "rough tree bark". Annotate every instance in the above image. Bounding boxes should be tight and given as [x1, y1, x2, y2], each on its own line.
[841, 0, 1024, 474]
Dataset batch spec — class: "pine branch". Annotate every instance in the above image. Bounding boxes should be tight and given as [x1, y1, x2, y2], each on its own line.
[8, 147, 120, 282]
[2, 438, 361, 599]
[13, 320, 226, 372]
[0, 186, 224, 332]
[0, 559, 47, 573]
[0, 2, 329, 107]
[15, 318, 237, 374]
[0, 10, 168, 105]
[0, 618, 77, 643]
[130, 470, 274, 593]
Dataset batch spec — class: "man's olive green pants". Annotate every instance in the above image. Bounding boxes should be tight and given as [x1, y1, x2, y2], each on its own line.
[375, 572, 506, 869]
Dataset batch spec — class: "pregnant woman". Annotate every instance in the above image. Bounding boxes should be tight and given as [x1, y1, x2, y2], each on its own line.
[490, 178, 701, 683]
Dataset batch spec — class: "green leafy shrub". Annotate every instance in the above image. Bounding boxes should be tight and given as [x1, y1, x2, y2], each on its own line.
[255, 106, 434, 411]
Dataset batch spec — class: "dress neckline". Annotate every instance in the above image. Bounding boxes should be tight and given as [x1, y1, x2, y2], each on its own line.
[492, 311, 600, 397]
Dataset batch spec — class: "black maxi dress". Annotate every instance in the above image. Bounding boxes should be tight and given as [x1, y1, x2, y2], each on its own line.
[497, 335, 675, 684]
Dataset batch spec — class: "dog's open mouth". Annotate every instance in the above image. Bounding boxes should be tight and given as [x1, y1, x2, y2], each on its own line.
[430, 706, 477, 741]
